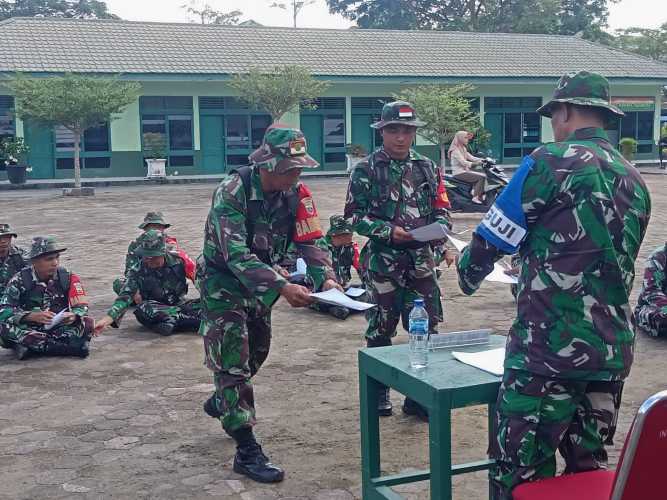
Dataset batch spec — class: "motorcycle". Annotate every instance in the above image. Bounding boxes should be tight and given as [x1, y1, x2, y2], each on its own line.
[444, 158, 509, 213]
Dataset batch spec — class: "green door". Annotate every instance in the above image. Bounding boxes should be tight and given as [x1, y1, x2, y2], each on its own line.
[485, 113, 504, 162]
[200, 115, 225, 173]
[24, 123, 54, 179]
[300, 115, 323, 169]
[352, 114, 374, 156]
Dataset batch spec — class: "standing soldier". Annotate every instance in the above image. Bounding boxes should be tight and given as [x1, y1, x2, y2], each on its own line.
[0, 224, 26, 296]
[95, 230, 201, 337]
[345, 101, 453, 420]
[113, 211, 195, 296]
[456, 71, 651, 498]
[0, 236, 93, 359]
[634, 244, 667, 337]
[197, 124, 339, 483]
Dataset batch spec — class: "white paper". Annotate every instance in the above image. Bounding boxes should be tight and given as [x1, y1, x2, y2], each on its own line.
[447, 234, 468, 252]
[290, 258, 307, 278]
[452, 348, 506, 376]
[45, 309, 68, 331]
[446, 235, 518, 284]
[345, 287, 366, 298]
[310, 289, 376, 311]
[409, 222, 448, 242]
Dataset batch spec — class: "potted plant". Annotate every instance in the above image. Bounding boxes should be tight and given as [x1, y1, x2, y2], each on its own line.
[346, 143, 368, 173]
[143, 132, 168, 178]
[1, 137, 31, 184]
[619, 137, 638, 162]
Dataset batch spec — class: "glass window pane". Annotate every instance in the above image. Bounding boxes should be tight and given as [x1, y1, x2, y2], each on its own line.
[504, 113, 521, 143]
[522, 113, 540, 143]
[620, 112, 637, 139]
[325, 152, 346, 163]
[84, 123, 109, 152]
[164, 96, 192, 110]
[226, 154, 248, 166]
[168, 115, 193, 150]
[169, 155, 194, 167]
[142, 115, 166, 135]
[504, 147, 521, 158]
[226, 115, 249, 150]
[56, 157, 74, 169]
[0, 111, 14, 137]
[637, 111, 654, 141]
[55, 126, 75, 152]
[637, 144, 653, 154]
[85, 157, 110, 168]
[251, 115, 271, 149]
[324, 115, 345, 148]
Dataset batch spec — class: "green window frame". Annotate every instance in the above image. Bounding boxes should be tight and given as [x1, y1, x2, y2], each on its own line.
[0, 95, 15, 171]
[485, 97, 543, 161]
[54, 123, 111, 170]
[610, 111, 655, 155]
[300, 97, 347, 168]
[140, 96, 195, 167]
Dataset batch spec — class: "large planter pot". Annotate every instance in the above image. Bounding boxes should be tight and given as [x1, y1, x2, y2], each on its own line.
[146, 158, 167, 178]
[6, 164, 27, 184]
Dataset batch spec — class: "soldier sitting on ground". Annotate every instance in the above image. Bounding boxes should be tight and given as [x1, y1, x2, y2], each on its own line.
[634, 243, 667, 337]
[0, 236, 93, 360]
[0, 223, 26, 296]
[95, 230, 201, 337]
[113, 211, 195, 299]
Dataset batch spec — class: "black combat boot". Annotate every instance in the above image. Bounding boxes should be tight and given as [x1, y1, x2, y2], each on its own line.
[366, 336, 393, 416]
[153, 322, 175, 336]
[13, 344, 30, 360]
[203, 393, 222, 418]
[329, 306, 350, 320]
[228, 427, 284, 483]
[402, 397, 429, 422]
[178, 318, 202, 332]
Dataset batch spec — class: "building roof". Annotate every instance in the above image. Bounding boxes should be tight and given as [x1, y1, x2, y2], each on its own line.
[1, 17, 666, 80]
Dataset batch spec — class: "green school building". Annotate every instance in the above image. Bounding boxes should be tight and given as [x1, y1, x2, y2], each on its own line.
[0, 17, 666, 180]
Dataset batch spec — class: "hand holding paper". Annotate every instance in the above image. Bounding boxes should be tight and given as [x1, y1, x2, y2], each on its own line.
[446, 234, 518, 284]
[310, 289, 375, 311]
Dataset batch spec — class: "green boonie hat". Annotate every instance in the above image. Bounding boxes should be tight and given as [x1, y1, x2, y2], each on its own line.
[537, 71, 625, 118]
[135, 229, 167, 257]
[249, 124, 319, 173]
[371, 101, 426, 129]
[327, 215, 353, 236]
[28, 236, 66, 260]
[0, 223, 17, 238]
[138, 211, 170, 229]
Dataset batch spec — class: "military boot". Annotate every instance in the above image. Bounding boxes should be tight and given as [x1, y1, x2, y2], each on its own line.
[228, 427, 284, 483]
[154, 322, 175, 336]
[329, 306, 350, 320]
[178, 318, 201, 332]
[366, 336, 393, 416]
[13, 344, 30, 360]
[402, 397, 429, 422]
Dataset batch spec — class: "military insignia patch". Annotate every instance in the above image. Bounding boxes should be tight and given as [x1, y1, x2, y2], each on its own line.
[289, 139, 306, 156]
[301, 196, 315, 216]
[398, 106, 414, 118]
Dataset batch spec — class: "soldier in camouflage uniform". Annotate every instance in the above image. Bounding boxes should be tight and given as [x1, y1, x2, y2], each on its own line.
[95, 230, 201, 337]
[456, 71, 651, 498]
[197, 124, 339, 483]
[344, 101, 453, 420]
[113, 211, 195, 296]
[0, 236, 93, 360]
[634, 245, 667, 337]
[0, 224, 26, 296]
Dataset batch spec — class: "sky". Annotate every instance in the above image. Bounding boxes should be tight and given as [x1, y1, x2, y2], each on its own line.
[104, 0, 665, 31]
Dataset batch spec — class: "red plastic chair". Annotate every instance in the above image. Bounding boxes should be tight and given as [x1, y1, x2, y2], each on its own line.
[513, 389, 667, 500]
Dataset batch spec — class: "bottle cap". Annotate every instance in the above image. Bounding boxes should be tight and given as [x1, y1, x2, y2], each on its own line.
[414, 299, 424, 306]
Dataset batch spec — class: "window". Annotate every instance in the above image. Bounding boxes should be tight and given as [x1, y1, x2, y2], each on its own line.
[324, 116, 345, 148]
[54, 124, 111, 169]
[168, 115, 193, 150]
[251, 115, 271, 149]
[523, 113, 540, 143]
[504, 113, 522, 144]
[486, 97, 543, 160]
[140, 96, 194, 167]
[226, 115, 250, 150]
[614, 110, 655, 155]
[84, 124, 110, 152]
[637, 111, 654, 141]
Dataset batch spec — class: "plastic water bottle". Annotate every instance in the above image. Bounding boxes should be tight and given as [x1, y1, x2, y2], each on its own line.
[408, 299, 429, 370]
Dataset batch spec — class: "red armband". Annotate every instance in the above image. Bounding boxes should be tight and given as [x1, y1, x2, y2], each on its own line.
[293, 183, 323, 242]
[434, 171, 451, 209]
[68, 274, 89, 307]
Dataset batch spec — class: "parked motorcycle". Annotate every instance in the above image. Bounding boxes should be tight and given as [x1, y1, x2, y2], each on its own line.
[444, 158, 509, 213]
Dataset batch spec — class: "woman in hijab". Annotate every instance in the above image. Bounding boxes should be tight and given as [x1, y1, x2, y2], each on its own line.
[448, 130, 485, 204]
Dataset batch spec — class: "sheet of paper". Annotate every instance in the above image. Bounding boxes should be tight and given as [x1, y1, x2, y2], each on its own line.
[452, 348, 505, 376]
[345, 287, 366, 298]
[446, 234, 468, 252]
[409, 222, 448, 242]
[290, 258, 307, 278]
[446, 235, 518, 284]
[310, 289, 376, 311]
[45, 309, 68, 331]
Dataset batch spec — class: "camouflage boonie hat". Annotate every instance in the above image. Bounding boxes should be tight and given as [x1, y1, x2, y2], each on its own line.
[138, 211, 170, 229]
[371, 101, 426, 129]
[0, 223, 17, 238]
[327, 215, 353, 236]
[28, 236, 66, 260]
[537, 71, 625, 118]
[249, 124, 319, 173]
[135, 229, 167, 257]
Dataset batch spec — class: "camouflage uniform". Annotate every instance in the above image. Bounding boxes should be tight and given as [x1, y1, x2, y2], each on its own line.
[113, 212, 195, 295]
[197, 125, 335, 433]
[456, 72, 651, 497]
[634, 245, 667, 337]
[0, 224, 26, 296]
[344, 101, 452, 344]
[106, 230, 201, 336]
[0, 237, 93, 357]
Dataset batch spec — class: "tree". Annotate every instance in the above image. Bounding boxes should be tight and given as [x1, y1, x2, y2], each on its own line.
[394, 84, 481, 170]
[181, 1, 242, 25]
[615, 22, 667, 62]
[269, 0, 316, 28]
[227, 65, 331, 123]
[7, 73, 141, 190]
[0, 0, 119, 20]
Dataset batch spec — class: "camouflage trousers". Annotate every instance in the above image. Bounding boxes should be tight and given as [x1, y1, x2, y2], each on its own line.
[133, 299, 202, 333]
[201, 299, 272, 433]
[633, 303, 667, 337]
[0, 317, 93, 354]
[364, 268, 442, 341]
[112, 277, 125, 295]
[490, 369, 623, 499]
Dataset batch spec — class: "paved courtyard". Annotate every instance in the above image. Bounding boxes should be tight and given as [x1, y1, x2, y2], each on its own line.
[1, 174, 667, 500]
